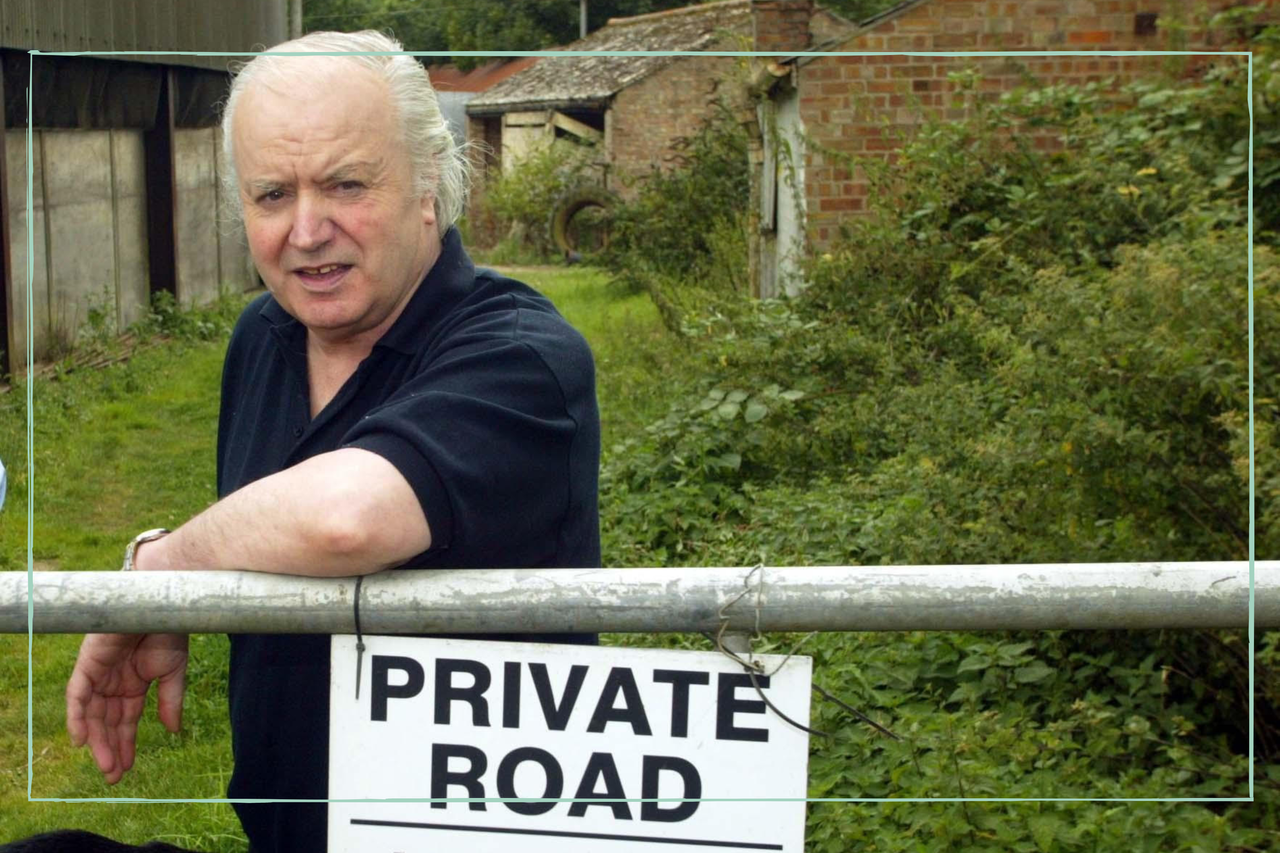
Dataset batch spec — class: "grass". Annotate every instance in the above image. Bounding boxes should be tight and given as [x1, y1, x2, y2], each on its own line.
[0, 266, 688, 848]
[1, 327, 243, 845]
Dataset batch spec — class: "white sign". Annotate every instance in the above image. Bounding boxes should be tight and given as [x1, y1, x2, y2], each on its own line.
[329, 635, 812, 852]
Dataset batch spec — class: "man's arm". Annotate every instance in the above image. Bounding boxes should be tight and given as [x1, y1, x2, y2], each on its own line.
[134, 447, 432, 575]
[68, 447, 431, 783]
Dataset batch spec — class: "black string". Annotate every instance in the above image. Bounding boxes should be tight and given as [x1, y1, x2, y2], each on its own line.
[746, 666, 831, 739]
[704, 614, 903, 743]
[354, 575, 366, 700]
[812, 682, 901, 741]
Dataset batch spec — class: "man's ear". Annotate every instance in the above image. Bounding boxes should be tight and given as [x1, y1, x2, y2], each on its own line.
[421, 193, 438, 229]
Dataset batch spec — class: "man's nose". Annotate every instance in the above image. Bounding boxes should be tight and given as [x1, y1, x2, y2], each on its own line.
[288, 193, 335, 251]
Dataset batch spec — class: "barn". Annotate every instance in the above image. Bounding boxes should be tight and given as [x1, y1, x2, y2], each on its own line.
[1, 0, 288, 368]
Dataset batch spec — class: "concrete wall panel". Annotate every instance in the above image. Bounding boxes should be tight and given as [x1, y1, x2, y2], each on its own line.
[6, 129, 48, 364]
[111, 130, 149, 329]
[213, 125, 254, 294]
[2, 124, 254, 366]
[43, 131, 115, 357]
[174, 127, 220, 306]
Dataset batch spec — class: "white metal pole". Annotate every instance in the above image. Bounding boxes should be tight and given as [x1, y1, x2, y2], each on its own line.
[2, 562, 1275, 634]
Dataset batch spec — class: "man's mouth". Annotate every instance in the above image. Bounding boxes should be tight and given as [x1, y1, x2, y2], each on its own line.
[293, 264, 352, 288]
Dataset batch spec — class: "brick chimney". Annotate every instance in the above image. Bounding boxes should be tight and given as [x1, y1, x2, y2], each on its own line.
[752, 0, 813, 54]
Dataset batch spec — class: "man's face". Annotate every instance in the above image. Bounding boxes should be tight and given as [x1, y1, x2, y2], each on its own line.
[233, 62, 439, 348]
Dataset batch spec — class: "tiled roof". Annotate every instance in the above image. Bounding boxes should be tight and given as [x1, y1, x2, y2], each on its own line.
[427, 57, 540, 93]
[466, 0, 752, 113]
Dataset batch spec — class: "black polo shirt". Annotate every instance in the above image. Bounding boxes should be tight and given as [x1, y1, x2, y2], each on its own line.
[217, 227, 600, 853]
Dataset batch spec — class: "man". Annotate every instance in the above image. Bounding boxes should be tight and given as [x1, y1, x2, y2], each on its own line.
[65, 31, 600, 852]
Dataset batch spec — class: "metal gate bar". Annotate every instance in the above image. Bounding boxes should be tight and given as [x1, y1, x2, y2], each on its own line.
[2, 562, 1275, 634]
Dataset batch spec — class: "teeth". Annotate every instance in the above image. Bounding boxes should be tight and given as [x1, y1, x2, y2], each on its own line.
[301, 264, 341, 275]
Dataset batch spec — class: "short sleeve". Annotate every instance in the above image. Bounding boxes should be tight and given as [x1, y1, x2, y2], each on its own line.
[340, 308, 591, 567]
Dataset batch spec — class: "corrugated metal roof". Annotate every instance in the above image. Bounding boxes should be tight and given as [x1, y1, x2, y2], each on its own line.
[0, 0, 287, 72]
[466, 0, 751, 113]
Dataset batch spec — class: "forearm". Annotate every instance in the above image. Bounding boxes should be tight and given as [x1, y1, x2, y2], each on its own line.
[135, 448, 432, 577]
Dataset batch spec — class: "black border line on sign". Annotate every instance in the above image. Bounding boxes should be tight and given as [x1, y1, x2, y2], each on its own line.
[350, 817, 785, 849]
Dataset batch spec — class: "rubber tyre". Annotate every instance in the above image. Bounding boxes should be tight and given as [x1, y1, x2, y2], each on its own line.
[549, 186, 617, 255]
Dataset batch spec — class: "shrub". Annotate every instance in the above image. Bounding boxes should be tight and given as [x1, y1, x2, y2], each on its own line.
[472, 139, 599, 259]
[601, 104, 751, 322]
[598, 25, 1277, 834]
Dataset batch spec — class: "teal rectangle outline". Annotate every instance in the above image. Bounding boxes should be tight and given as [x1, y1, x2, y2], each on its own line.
[25, 46, 1255, 806]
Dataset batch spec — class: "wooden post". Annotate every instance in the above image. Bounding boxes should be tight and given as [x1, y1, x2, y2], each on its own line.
[143, 67, 178, 302]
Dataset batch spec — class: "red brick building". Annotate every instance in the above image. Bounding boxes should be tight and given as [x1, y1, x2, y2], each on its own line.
[748, 0, 1270, 295]
[464, 0, 853, 203]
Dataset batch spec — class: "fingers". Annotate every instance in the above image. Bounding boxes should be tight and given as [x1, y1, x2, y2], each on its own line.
[88, 694, 143, 785]
[84, 693, 125, 783]
[155, 665, 186, 734]
[67, 634, 128, 778]
[65, 666, 90, 748]
[64, 632, 181, 785]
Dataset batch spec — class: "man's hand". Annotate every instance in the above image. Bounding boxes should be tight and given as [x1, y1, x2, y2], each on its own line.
[65, 632, 189, 785]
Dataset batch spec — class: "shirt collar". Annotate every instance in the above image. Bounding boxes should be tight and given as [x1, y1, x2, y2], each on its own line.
[257, 226, 476, 356]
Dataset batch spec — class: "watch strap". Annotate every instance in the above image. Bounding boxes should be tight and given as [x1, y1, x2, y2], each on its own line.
[122, 528, 170, 571]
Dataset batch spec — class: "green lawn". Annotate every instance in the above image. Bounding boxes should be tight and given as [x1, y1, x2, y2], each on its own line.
[0, 265, 684, 848]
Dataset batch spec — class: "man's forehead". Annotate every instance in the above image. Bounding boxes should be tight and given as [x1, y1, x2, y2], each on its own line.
[252, 53, 370, 94]
[235, 60, 390, 128]
[232, 64, 397, 170]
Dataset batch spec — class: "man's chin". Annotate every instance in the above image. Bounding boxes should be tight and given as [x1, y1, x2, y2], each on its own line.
[278, 296, 364, 335]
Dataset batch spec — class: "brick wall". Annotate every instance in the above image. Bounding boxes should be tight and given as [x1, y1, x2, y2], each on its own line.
[786, 0, 1266, 246]
[754, 0, 814, 52]
[610, 54, 741, 196]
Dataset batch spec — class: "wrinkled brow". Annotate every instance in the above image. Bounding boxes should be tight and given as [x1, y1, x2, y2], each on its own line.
[246, 178, 284, 195]
[244, 160, 385, 194]
[322, 160, 385, 184]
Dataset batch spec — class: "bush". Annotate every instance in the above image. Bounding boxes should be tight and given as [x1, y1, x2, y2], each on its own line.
[605, 230, 1272, 565]
[601, 104, 751, 322]
[472, 139, 599, 260]
[134, 290, 244, 342]
[598, 24, 1278, 839]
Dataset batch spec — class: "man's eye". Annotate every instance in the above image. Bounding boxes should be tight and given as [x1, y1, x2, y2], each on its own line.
[258, 190, 285, 203]
[335, 181, 364, 193]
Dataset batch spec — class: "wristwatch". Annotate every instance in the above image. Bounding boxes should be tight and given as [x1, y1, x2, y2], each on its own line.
[122, 528, 170, 571]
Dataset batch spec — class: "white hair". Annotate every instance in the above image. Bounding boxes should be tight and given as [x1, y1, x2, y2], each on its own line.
[220, 30, 470, 231]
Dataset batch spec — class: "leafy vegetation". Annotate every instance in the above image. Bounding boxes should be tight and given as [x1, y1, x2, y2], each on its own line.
[595, 11, 1279, 850]
[600, 102, 752, 326]
[470, 139, 601, 261]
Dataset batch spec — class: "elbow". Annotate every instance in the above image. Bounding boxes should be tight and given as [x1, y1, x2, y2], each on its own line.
[318, 515, 369, 561]
[313, 503, 387, 575]
[305, 450, 431, 573]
